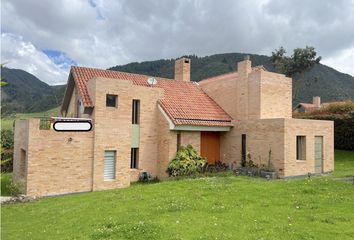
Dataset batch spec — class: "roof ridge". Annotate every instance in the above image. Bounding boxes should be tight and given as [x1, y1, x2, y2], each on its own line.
[67, 65, 233, 127]
[71, 65, 177, 82]
[199, 71, 238, 84]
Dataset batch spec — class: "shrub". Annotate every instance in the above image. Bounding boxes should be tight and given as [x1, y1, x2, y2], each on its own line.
[1, 129, 14, 149]
[326, 101, 354, 114]
[205, 161, 229, 173]
[7, 181, 23, 197]
[1, 129, 14, 172]
[1, 155, 13, 173]
[166, 145, 207, 177]
[296, 115, 354, 150]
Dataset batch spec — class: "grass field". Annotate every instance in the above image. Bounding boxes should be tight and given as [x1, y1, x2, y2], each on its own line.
[1, 150, 354, 240]
[0, 173, 12, 196]
[1, 107, 60, 131]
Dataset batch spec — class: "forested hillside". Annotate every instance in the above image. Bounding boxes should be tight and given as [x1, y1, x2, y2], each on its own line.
[110, 53, 354, 105]
[1, 52, 353, 115]
[1, 67, 65, 115]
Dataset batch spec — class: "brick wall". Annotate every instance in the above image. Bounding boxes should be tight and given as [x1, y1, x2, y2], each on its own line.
[283, 119, 334, 176]
[200, 59, 333, 177]
[87, 77, 165, 189]
[13, 120, 29, 192]
[14, 119, 94, 196]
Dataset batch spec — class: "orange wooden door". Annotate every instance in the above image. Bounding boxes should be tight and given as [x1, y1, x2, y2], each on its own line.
[201, 132, 220, 164]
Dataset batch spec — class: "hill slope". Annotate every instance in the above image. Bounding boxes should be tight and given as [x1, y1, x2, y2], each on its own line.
[1, 67, 66, 114]
[110, 53, 354, 105]
[1, 52, 353, 115]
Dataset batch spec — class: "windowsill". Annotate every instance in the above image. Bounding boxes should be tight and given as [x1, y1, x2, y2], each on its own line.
[130, 168, 142, 171]
[296, 160, 306, 163]
[104, 179, 116, 182]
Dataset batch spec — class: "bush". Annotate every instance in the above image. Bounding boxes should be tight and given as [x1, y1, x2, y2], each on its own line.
[166, 145, 207, 177]
[7, 181, 22, 197]
[326, 101, 354, 114]
[1, 129, 14, 172]
[1, 129, 14, 149]
[298, 115, 354, 150]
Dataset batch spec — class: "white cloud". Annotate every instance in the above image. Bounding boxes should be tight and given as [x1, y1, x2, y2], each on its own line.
[1, 33, 68, 85]
[322, 46, 354, 76]
[1, 0, 354, 78]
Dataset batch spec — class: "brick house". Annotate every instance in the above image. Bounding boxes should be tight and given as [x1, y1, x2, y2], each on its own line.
[293, 96, 347, 113]
[13, 57, 334, 196]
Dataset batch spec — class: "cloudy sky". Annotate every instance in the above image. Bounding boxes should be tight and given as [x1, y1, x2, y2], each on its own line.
[1, 0, 354, 85]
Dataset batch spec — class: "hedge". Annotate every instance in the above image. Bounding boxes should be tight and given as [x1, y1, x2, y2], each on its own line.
[301, 115, 354, 150]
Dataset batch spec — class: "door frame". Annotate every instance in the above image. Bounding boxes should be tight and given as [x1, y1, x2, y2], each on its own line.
[314, 136, 323, 174]
[200, 132, 220, 164]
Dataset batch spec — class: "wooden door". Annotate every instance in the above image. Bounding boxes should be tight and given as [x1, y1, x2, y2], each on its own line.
[314, 136, 323, 174]
[201, 132, 220, 164]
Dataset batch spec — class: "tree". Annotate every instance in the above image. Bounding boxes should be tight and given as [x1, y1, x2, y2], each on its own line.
[1, 63, 8, 86]
[271, 46, 322, 101]
[271, 46, 321, 76]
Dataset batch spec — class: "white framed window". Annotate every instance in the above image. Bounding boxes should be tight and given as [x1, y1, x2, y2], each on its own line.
[104, 150, 116, 180]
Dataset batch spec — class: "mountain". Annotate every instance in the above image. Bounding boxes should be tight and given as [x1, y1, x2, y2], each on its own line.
[1, 53, 353, 115]
[1, 67, 66, 115]
[110, 53, 354, 105]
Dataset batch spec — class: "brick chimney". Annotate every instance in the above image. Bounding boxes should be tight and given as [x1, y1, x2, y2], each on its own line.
[175, 57, 190, 81]
[237, 55, 252, 76]
[313, 96, 321, 108]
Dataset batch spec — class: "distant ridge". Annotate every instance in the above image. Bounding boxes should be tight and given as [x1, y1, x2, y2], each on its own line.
[1, 67, 66, 115]
[1, 52, 353, 115]
[110, 53, 354, 105]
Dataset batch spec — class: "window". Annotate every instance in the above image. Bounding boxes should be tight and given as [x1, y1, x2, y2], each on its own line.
[131, 148, 139, 169]
[132, 100, 140, 124]
[177, 132, 181, 151]
[296, 136, 306, 160]
[241, 134, 246, 166]
[104, 151, 116, 180]
[20, 149, 27, 179]
[106, 94, 117, 107]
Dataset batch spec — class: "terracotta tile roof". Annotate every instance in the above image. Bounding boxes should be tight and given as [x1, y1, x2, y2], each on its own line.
[298, 103, 316, 110]
[295, 101, 347, 111]
[70, 66, 232, 127]
[198, 65, 265, 86]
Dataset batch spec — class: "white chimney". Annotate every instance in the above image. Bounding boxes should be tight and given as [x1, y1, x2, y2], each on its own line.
[313, 96, 321, 108]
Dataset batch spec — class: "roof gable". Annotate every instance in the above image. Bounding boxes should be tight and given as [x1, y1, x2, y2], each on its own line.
[65, 66, 232, 126]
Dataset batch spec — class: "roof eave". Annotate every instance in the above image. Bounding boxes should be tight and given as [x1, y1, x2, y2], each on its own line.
[158, 104, 232, 131]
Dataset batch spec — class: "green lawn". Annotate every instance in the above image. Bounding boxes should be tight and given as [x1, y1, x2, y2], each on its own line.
[1, 151, 354, 240]
[1, 107, 60, 131]
[331, 150, 354, 178]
